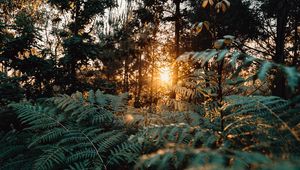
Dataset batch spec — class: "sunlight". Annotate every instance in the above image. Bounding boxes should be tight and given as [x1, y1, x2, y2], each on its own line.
[159, 67, 171, 84]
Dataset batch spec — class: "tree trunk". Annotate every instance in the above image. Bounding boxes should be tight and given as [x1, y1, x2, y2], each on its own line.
[150, 51, 154, 112]
[272, 0, 289, 98]
[292, 5, 299, 66]
[67, 0, 81, 93]
[123, 56, 129, 92]
[170, 0, 181, 99]
[135, 54, 143, 108]
[173, 0, 181, 86]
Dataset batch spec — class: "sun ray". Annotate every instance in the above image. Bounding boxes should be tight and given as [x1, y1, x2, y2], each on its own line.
[159, 67, 171, 84]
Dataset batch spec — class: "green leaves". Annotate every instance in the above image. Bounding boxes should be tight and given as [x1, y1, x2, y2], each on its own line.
[217, 49, 228, 61]
[201, 49, 218, 67]
[34, 146, 66, 170]
[214, 39, 225, 49]
[283, 67, 300, 91]
[4, 91, 137, 170]
[179, 41, 300, 94]
[257, 62, 300, 91]
[223, 95, 300, 153]
[258, 61, 273, 80]
[3, 87, 300, 170]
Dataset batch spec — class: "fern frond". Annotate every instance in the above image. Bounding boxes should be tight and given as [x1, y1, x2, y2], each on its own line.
[28, 128, 65, 148]
[48, 91, 116, 125]
[223, 95, 300, 153]
[1, 156, 34, 170]
[34, 146, 66, 170]
[10, 103, 68, 131]
[67, 160, 90, 170]
[107, 141, 142, 166]
[66, 148, 97, 163]
[97, 131, 127, 153]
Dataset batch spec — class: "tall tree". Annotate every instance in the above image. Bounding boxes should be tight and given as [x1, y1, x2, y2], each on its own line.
[256, 0, 299, 97]
[272, 0, 289, 98]
[48, 0, 116, 93]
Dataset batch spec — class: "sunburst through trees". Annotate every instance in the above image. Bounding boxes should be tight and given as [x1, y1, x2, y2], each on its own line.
[0, 0, 300, 169]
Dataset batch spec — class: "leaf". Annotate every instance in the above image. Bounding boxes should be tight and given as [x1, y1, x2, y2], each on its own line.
[224, 35, 235, 45]
[283, 67, 299, 91]
[202, 0, 209, 8]
[203, 21, 210, 30]
[223, 0, 231, 8]
[201, 50, 218, 67]
[192, 52, 205, 61]
[230, 51, 240, 67]
[88, 90, 95, 104]
[214, 39, 225, 49]
[177, 52, 191, 61]
[224, 39, 232, 45]
[215, 2, 222, 13]
[223, 35, 235, 39]
[244, 55, 255, 65]
[217, 49, 228, 61]
[196, 22, 203, 33]
[226, 77, 245, 85]
[221, 2, 227, 13]
[258, 62, 273, 81]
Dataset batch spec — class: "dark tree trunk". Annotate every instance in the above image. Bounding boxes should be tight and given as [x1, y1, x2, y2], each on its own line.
[217, 58, 225, 131]
[170, 0, 181, 100]
[173, 0, 181, 86]
[150, 51, 154, 112]
[292, 5, 299, 67]
[134, 54, 143, 108]
[272, 0, 289, 98]
[123, 56, 129, 92]
[67, 0, 81, 93]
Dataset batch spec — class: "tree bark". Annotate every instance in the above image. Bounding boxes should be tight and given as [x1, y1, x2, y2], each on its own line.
[292, 5, 299, 67]
[272, 0, 289, 98]
[134, 54, 143, 108]
[173, 0, 181, 86]
[123, 55, 129, 92]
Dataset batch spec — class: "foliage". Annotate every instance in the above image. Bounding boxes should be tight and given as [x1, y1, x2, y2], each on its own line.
[47, 0, 117, 94]
[0, 73, 24, 131]
[0, 73, 24, 105]
[0, 0, 300, 170]
[1, 85, 300, 169]
[1, 90, 141, 170]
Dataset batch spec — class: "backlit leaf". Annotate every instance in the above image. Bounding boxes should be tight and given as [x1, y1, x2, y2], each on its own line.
[258, 62, 273, 80]
[202, 0, 209, 8]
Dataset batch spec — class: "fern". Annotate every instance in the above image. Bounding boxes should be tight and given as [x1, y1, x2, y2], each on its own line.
[2, 89, 300, 169]
[136, 147, 269, 170]
[107, 141, 142, 166]
[33, 146, 66, 170]
[1, 90, 139, 170]
[223, 95, 300, 153]
[0, 132, 35, 170]
[136, 146, 300, 170]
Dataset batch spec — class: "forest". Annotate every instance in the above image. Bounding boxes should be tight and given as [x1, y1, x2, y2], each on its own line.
[0, 0, 300, 169]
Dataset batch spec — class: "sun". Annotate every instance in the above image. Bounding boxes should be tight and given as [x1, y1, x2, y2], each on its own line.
[159, 67, 171, 84]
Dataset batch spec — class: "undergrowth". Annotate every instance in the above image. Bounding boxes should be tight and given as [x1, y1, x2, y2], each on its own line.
[0, 89, 299, 170]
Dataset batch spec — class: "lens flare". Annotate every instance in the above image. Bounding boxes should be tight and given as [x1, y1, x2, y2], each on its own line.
[160, 67, 171, 83]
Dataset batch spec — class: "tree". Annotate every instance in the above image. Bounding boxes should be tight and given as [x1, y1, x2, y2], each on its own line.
[47, 0, 116, 94]
[272, 0, 289, 98]
[0, 0, 57, 99]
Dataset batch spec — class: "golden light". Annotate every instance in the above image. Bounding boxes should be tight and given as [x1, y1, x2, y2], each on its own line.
[159, 67, 171, 84]
[124, 114, 134, 124]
